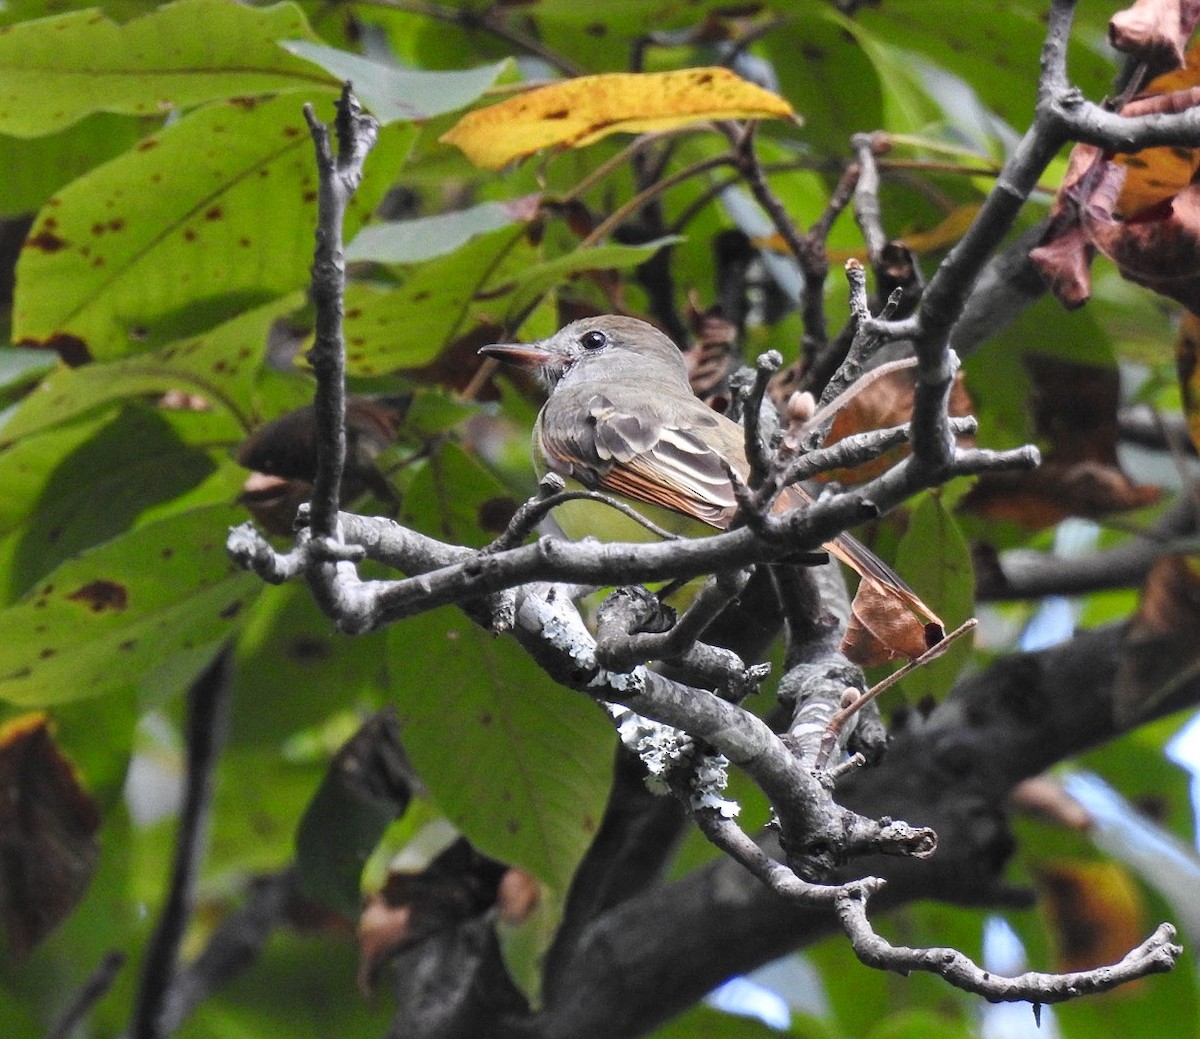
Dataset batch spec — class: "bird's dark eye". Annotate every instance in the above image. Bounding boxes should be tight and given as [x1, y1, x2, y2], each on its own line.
[579, 330, 608, 351]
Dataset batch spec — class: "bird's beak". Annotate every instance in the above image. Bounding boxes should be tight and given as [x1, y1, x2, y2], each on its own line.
[477, 342, 561, 370]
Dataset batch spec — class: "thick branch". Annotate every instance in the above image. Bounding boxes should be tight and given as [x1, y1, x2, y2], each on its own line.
[977, 494, 1198, 601]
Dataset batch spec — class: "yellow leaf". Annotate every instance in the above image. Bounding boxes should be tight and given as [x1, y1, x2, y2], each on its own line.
[1114, 41, 1200, 215]
[440, 68, 798, 170]
[897, 204, 981, 254]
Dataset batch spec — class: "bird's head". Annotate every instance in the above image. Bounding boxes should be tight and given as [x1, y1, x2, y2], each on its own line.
[479, 315, 689, 390]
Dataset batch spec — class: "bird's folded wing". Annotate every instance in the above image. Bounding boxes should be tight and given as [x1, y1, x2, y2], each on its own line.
[542, 390, 946, 636]
[540, 394, 737, 526]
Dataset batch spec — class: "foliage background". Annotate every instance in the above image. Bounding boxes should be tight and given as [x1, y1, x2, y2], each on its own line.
[0, 1, 1196, 1037]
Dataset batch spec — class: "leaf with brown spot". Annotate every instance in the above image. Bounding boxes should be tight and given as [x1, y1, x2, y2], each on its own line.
[13, 97, 410, 360]
[440, 68, 797, 170]
[0, 1, 335, 138]
[0, 505, 258, 707]
[66, 579, 127, 613]
[0, 712, 99, 959]
[0, 294, 304, 446]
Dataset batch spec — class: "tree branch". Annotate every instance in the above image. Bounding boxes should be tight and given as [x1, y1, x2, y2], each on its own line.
[130, 648, 233, 1039]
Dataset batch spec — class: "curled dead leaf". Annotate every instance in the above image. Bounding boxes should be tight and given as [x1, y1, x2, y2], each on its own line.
[0, 714, 100, 959]
[841, 578, 935, 667]
[817, 367, 974, 484]
[1032, 42, 1200, 310]
[1114, 554, 1200, 725]
[962, 355, 1160, 527]
[1010, 776, 1094, 832]
[1109, 0, 1200, 72]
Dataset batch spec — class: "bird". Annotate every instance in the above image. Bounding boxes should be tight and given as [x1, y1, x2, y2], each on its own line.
[479, 314, 941, 633]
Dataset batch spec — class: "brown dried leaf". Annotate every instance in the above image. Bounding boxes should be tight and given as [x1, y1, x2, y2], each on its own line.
[811, 367, 973, 484]
[1176, 311, 1200, 451]
[841, 578, 933, 667]
[355, 838, 509, 995]
[1086, 181, 1200, 311]
[0, 714, 100, 959]
[440, 68, 796, 170]
[1109, 0, 1200, 72]
[1010, 777, 1094, 832]
[962, 356, 1161, 526]
[1114, 554, 1200, 725]
[1028, 221, 1097, 309]
[1029, 143, 1106, 308]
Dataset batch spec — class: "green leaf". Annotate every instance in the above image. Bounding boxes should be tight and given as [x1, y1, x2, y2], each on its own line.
[867, 1008, 976, 1039]
[182, 930, 393, 1038]
[0, 0, 333, 138]
[387, 607, 614, 891]
[650, 1003, 818, 1038]
[342, 225, 525, 375]
[400, 441, 514, 549]
[347, 197, 538, 265]
[833, 17, 944, 136]
[760, 3, 883, 155]
[0, 504, 260, 706]
[0, 293, 306, 445]
[0, 406, 238, 603]
[208, 745, 326, 877]
[0, 114, 153, 216]
[13, 96, 411, 360]
[505, 236, 682, 315]
[281, 42, 509, 124]
[858, 1, 1116, 136]
[231, 584, 387, 747]
[295, 716, 409, 917]
[894, 491, 974, 702]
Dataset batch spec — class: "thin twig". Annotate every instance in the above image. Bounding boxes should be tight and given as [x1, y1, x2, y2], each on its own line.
[839, 894, 1180, 1002]
[851, 132, 888, 264]
[815, 619, 978, 769]
[489, 481, 684, 553]
[740, 350, 783, 487]
[130, 648, 234, 1039]
[361, 0, 584, 76]
[47, 951, 126, 1039]
[303, 85, 380, 539]
[579, 151, 736, 247]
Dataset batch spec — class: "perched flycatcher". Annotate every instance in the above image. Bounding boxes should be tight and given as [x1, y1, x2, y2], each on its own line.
[480, 315, 937, 626]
